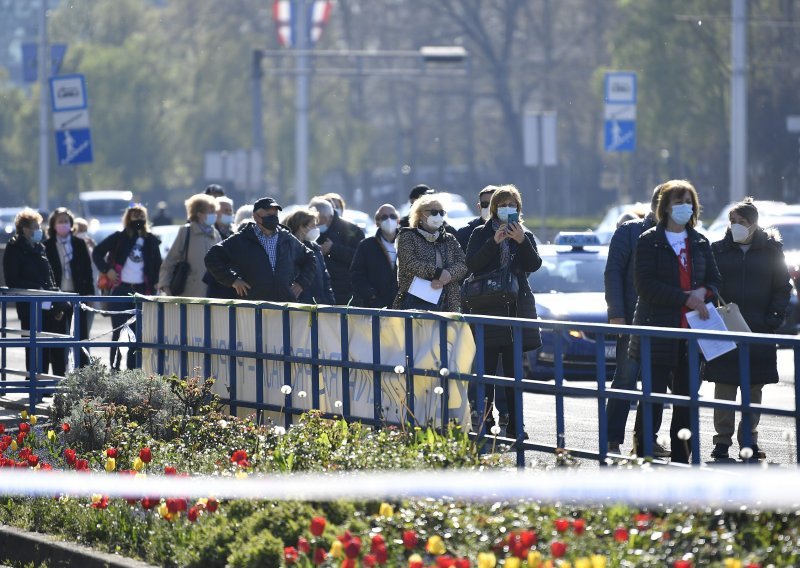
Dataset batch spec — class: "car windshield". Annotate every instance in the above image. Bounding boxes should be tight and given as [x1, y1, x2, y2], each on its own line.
[84, 199, 130, 218]
[531, 249, 606, 293]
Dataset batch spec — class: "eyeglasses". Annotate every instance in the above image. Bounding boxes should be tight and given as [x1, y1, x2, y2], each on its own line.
[378, 213, 398, 221]
[479, 201, 491, 209]
[426, 209, 446, 217]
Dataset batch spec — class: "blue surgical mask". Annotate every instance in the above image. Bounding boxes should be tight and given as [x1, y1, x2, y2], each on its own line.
[31, 229, 43, 242]
[670, 203, 693, 226]
[205, 213, 217, 226]
[497, 206, 517, 222]
[220, 214, 234, 225]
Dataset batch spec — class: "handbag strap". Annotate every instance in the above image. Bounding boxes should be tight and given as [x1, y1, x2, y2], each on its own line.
[180, 224, 191, 261]
[716, 294, 728, 308]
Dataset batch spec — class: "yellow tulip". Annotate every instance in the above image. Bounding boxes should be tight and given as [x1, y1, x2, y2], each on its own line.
[528, 550, 543, 568]
[91, 493, 103, 505]
[426, 535, 446, 556]
[20, 410, 28, 420]
[235, 471, 248, 479]
[105, 457, 116, 472]
[723, 560, 742, 568]
[477, 552, 497, 568]
[158, 502, 172, 520]
[133, 457, 145, 471]
[10, 440, 17, 451]
[29, 415, 37, 425]
[575, 558, 592, 568]
[409, 553, 424, 567]
[561, 563, 572, 568]
[47, 430, 56, 441]
[505, 558, 521, 568]
[379, 502, 394, 517]
[590, 555, 607, 568]
[330, 540, 344, 559]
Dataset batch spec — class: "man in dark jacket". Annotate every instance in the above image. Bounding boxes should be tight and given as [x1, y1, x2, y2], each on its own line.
[309, 197, 364, 305]
[455, 185, 497, 251]
[204, 197, 316, 302]
[350, 204, 399, 308]
[603, 185, 663, 456]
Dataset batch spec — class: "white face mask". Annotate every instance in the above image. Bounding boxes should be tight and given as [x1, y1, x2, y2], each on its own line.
[380, 218, 398, 234]
[670, 203, 693, 226]
[730, 222, 753, 243]
[497, 206, 517, 222]
[425, 213, 444, 230]
[305, 227, 320, 241]
[480, 207, 491, 221]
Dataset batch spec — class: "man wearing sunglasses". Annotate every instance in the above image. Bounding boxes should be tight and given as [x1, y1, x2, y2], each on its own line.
[350, 204, 400, 308]
[455, 185, 499, 252]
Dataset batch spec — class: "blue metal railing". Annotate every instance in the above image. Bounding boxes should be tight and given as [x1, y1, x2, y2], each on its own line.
[1, 291, 799, 467]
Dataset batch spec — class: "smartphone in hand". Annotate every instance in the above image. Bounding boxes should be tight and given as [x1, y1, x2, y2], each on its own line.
[506, 212, 519, 225]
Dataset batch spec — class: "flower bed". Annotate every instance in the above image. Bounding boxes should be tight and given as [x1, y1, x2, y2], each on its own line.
[0, 365, 798, 567]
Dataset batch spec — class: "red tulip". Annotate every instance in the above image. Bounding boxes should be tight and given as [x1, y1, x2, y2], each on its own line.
[402, 529, 419, 549]
[634, 513, 653, 530]
[312, 547, 327, 565]
[0, 424, 5, 434]
[206, 497, 218, 513]
[61, 422, 70, 433]
[298, 536, 311, 554]
[18, 422, 30, 433]
[106, 447, 118, 458]
[75, 458, 89, 471]
[187, 506, 200, 522]
[284, 546, 299, 565]
[573, 518, 586, 535]
[16, 432, 26, 445]
[674, 561, 692, 568]
[371, 534, 386, 552]
[554, 518, 570, 533]
[454, 559, 471, 568]
[164, 466, 177, 475]
[141, 496, 159, 510]
[614, 527, 629, 543]
[344, 536, 362, 559]
[550, 541, 567, 558]
[436, 556, 455, 567]
[363, 554, 378, 567]
[309, 516, 326, 536]
[338, 529, 354, 543]
[27, 454, 38, 467]
[91, 495, 109, 509]
[230, 449, 248, 464]
[139, 447, 152, 463]
[409, 558, 424, 568]
[374, 544, 388, 565]
[342, 559, 357, 568]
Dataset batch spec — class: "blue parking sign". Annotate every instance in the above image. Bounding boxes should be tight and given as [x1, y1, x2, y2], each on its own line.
[604, 120, 636, 152]
[55, 128, 93, 165]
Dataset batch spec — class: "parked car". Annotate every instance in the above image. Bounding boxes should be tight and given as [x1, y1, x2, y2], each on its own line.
[78, 190, 133, 243]
[0, 207, 24, 244]
[527, 232, 616, 381]
[150, 224, 181, 260]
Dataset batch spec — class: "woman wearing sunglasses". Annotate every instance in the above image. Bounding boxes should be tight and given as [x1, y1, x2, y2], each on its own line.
[350, 204, 401, 308]
[392, 194, 467, 312]
[465, 184, 542, 440]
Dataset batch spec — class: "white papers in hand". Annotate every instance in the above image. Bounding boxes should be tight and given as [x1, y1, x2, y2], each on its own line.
[408, 276, 443, 304]
[685, 302, 737, 361]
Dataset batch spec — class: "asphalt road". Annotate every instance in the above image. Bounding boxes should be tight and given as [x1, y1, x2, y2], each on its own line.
[1, 309, 797, 468]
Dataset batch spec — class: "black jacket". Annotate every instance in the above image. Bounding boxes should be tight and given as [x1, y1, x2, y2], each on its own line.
[704, 228, 791, 385]
[316, 214, 365, 304]
[44, 235, 95, 295]
[92, 230, 162, 295]
[455, 216, 485, 252]
[629, 225, 721, 367]
[205, 223, 316, 302]
[465, 221, 543, 350]
[3, 234, 57, 291]
[350, 230, 399, 308]
[604, 214, 656, 323]
[299, 241, 335, 305]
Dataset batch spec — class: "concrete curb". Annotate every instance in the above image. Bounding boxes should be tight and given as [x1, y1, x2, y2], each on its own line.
[0, 524, 157, 568]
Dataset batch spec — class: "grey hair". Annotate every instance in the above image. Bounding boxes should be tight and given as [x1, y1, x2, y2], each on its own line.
[308, 197, 333, 217]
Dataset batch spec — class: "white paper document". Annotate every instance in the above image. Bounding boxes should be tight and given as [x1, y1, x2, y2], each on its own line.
[408, 276, 443, 304]
[685, 302, 737, 361]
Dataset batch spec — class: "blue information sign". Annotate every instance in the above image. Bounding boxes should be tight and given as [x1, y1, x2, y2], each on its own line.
[55, 128, 93, 165]
[604, 120, 636, 153]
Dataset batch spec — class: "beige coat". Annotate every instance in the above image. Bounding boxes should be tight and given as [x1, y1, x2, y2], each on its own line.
[158, 222, 221, 297]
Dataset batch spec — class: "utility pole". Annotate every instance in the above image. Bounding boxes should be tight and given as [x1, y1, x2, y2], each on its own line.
[38, 0, 49, 211]
[295, 0, 310, 204]
[730, 0, 747, 201]
[252, 49, 265, 203]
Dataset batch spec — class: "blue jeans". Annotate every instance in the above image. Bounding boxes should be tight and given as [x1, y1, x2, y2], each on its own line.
[606, 334, 643, 445]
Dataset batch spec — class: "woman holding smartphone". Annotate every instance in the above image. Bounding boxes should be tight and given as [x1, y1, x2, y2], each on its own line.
[465, 184, 542, 440]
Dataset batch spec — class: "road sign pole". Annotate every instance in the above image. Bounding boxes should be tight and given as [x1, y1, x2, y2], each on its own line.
[295, 0, 310, 204]
[538, 114, 547, 237]
[38, 0, 49, 211]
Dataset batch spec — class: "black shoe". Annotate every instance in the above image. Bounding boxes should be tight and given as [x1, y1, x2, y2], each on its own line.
[499, 413, 510, 428]
[633, 439, 671, 458]
[505, 426, 529, 440]
[711, 443, 730, 460]
[608, 443, 622, 455]
[742, 444, 766, 461]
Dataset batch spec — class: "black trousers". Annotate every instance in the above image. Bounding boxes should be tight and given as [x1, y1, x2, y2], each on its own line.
[16, 303, 67, 376]
[482, 344, 519, 433]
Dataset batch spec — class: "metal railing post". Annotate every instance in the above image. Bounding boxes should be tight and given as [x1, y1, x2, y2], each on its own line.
[687, 338, 701, 464]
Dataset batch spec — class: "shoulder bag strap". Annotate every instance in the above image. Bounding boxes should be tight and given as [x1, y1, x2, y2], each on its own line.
[181, 224, 191, 261]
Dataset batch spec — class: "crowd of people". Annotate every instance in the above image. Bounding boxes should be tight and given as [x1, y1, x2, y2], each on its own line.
[1, 179, 791, 462]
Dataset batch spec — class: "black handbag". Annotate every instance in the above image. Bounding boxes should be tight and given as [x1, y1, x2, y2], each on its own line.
[169, 224, 191, 296]
[461, 266, 519, 311]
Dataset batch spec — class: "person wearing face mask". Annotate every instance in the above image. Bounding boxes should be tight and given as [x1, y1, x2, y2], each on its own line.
[157, 194, 221, 297]
[284, 208, 335, 305]
[703, 198, 791, 462]
[628, 180, 721, 464]
[205, 196, 316, 302]
[44, 207, 95, 368]
[393, 194, 467, 313]
[465, 185, 542, 441]
[350, 204, 400, 308]
[308, 197, 365, 305]
[455, 185, 498, 252]
[93, 204, 163, 370]
[3, 207, 67, 375]
[214, 196, 235, 240]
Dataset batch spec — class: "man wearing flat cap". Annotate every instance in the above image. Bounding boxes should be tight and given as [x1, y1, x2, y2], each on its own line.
[204, 197, 316, 301]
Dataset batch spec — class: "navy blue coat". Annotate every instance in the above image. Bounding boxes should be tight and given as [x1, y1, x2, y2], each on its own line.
[604, 214, 656, 323]
[299, 241, 335, 305]
[455, 216, 484, 252]
[350, 230, 398, 308]
[205, 223, 316, 302]
[316, 214, 365, 305]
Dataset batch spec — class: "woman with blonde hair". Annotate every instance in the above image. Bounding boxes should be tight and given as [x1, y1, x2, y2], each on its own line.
[158, 193, 221, 297]
[465, 184, 542, 440]
[392, 193, 467, 312]
[284, 208, 335, 304]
